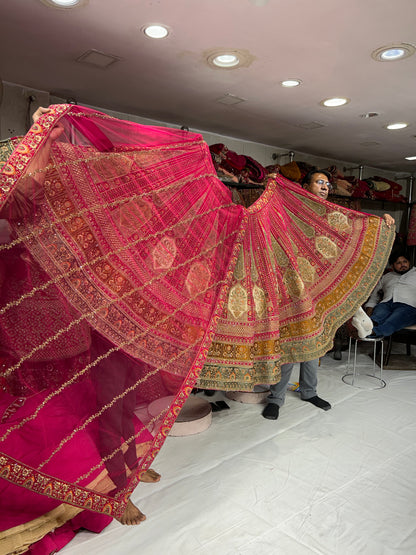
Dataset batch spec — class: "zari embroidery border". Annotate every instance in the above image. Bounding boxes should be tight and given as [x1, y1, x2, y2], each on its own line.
[0, 104, 72, 205]
[0, 453, 121, 516]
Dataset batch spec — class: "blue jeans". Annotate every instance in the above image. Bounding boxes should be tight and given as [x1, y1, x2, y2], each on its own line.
[371, 300, 416, 337]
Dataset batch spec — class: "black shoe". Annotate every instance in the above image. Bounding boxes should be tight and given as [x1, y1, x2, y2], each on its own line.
[215, 400, 230, 410]
[203, 389, 216, 397]
[333, 349, 342, 360]
[262, 403, 280, 420]
[302, 396, 331, 411]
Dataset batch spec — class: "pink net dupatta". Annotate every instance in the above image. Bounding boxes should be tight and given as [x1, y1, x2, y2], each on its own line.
[0, 104, 244, 524]
[199, 175, 395, 390]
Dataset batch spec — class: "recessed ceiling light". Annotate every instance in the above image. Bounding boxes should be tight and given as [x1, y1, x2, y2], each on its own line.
[386, 122, 408, 130]
[280, 79, 302, 88]
[206, 49, 254, 70]
[212, 54, 240, 68]
[42, 0, 83, 6]
[372, 43, 416, 62]
[143, 25, 169, 39]
[381, 48, 405, 60]
[405, 156, 416, 161]
[320, 97, 349, 107]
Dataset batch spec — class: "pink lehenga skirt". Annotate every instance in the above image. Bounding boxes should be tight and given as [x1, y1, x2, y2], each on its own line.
[0, 105, 394, 553]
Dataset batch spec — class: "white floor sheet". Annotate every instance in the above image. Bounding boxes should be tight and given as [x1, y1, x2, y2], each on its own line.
[63, 345, 416, 555]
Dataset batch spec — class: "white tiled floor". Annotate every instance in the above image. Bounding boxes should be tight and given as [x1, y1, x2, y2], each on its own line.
[63, 345, 416, 555]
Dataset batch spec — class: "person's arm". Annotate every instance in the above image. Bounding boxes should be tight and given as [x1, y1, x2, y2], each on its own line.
[365, 277, 384, 309]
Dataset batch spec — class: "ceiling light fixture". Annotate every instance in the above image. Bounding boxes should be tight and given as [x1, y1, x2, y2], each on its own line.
[405, 156, 416, 160]
[386, 122, 408, 130]
[42, 0, 83, 6]
[320, 97, 349, 107]
[381, 48, 405, 60]
[212, 54, 240, 68]
[206, 49, 254, 70]
[143, 25, 169, 39]
[280, 79, 302, 88]
[372, 43, 416, 62]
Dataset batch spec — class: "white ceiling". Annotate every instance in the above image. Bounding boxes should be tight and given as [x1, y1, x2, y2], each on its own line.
[1, 0, 416, 172]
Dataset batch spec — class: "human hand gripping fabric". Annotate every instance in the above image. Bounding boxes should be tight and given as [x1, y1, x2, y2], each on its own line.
[32, 106, 51, 123]
[382, 213, 395, 227]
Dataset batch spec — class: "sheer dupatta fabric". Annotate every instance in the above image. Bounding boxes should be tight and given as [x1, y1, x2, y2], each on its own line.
[0, 104, 244, 526]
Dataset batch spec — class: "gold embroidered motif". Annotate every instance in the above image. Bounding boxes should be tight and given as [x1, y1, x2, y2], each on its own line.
[290, 239, 299, 255]
[250, 259, 259, 282]
[118, 198, 153, 232]
[292, 192, 326, 216]
[297, 257, 316, 283]
[283, 268, 305, 299]
[228, 283, 248, 319]
[152, 237, 177, 269]
[315, 236, 338, 259]
[185, 261, 211, 297]
[233, 249, 245, 280]
[289, 212, 315, 238]
[327, 211, 350, 232]
[253, 284, 267, 317]
[271, 236, 289, 267]
[90, 154, 133, 182]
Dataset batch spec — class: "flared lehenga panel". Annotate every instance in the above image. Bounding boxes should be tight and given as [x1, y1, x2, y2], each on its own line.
[198, 176, 394, 390]
[0, 104, 394, 553]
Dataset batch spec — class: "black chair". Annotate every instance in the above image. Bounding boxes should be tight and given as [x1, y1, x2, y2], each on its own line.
[384, 324, 416, 366]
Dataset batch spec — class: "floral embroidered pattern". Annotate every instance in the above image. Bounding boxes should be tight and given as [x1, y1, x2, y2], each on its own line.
[228, 283, 248, 319]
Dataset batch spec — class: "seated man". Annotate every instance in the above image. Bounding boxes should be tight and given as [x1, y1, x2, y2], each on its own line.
[355, 250, 416, 338]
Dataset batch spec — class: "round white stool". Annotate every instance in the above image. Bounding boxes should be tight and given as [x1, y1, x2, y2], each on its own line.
[169, 396, 212, 436]
[225, 385, 270, 404]
[147, 395, 212, 436]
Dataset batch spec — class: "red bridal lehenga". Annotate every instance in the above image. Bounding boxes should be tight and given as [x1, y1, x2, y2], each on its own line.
[0, 105, 394, 553]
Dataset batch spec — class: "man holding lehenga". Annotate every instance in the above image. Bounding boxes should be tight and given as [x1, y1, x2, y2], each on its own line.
[261, 169, 394, 420]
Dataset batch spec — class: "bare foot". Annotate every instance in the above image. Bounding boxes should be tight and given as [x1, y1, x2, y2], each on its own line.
[117, 499, 146, 525]
[140, 468, 161, 483]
